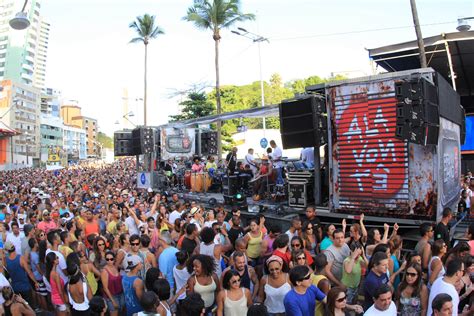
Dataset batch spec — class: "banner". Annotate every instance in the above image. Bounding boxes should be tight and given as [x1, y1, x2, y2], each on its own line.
[160, 128, 195, 160]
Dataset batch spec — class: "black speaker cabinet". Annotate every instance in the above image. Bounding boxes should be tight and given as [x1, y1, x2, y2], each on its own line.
[279, 95, 327, 149]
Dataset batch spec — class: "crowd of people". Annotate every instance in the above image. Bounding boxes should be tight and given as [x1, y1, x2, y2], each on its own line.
[0, 158, 472, 316]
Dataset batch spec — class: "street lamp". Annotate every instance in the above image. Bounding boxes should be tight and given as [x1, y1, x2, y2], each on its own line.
[115, 111, 137, 128]
[9, 0, 30, 30]
[457, 16, 474, 32]
[232, 27, 269, 133]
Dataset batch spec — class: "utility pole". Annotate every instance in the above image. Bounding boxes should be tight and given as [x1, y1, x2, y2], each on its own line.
[410, 0, 427, 68]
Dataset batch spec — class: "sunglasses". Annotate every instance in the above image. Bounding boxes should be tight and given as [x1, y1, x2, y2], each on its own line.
[97, 243, 105, 247]
[405, 272, 418, 278]
[307, 227, 313, 230]
[105, 257, 114, 262]
[297, 256, 306, 260]
[231, 278, 241, 285]
[336, 296, 347, 303]
[292, 244, 301, 248]
[131, 242, 140, 246]
[299, 274, 311, 281]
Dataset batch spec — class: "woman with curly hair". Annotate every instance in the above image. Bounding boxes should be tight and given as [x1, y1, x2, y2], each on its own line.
[186, 254, 220, 315]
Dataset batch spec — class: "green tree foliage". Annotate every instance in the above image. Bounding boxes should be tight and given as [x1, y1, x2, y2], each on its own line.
[183, 0, 255, 158]
[169, 92, 215, 122]
[171, 73, 346, 150]
[98, 132, 113, 149]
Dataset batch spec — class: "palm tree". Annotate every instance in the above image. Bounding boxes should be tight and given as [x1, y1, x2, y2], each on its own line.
[184, 0, 255, 158]
[129, 14, 164, 126]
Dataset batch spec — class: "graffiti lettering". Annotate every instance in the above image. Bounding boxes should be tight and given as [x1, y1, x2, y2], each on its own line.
[338, 99, 406, 196]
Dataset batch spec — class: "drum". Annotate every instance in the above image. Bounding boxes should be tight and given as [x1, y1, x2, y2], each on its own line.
[191, 172, 203, 192]
[184, 170, 192, 189]
[190, 172, 212, 192]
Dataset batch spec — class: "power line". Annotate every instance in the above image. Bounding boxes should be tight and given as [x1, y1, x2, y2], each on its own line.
[270, 21, 456, 41]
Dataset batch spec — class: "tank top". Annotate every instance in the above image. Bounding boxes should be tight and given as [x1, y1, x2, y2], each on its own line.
[3, 301, 12, 316]
[231, 265, 251, 290]
[224, 288, 248, 316]
[5, 255, 31, 292]
[193, 275, 217, 308]
[414, 239, 428, 257]
[160, 302, 172, 316]
[428, 256, 445, 285]
[50, 274, 65, 305]
[67, 281, 90, 311]
[105, 268, 123, 296]
[264, 274, 291, 313]
[86, 270, 98, 295]
[246, 231, 263, 259]
[391, 254, 401, 290]
[122, 274, 143, 316]
[200, 242, 222, 277]
[399, 293, 422, 316]
[263, 235, 275, 256]
[312, 274, 329, 316]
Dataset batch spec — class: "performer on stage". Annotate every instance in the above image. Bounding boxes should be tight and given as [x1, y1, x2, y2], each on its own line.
[300, 147, 314, 165]
[270, 140, 284, 185]
[245, 148, 258, 177]
[225, 147, 238, 175]
[252, 156, 273, 201]
[205, 155, 217, 173]
[191, 157, 204, 173]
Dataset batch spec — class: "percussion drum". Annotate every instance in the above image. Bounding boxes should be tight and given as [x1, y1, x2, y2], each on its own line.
[184, 170, 192, 189]
[190, 172, 211, 192]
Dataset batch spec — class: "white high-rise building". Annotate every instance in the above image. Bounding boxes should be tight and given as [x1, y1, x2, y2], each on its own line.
[0, 0, 49, 89]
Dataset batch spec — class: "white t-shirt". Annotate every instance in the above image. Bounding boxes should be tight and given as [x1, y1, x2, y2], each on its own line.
[273, 147, 283, 168]
[427, 277, 459, 316]
[125, 216, 140, 236]
[45, 249, 68, 284]
[169, 210, 183, 226]
[301, 147, 314, 164]
[6, 232, 24, 255]
[245, 153, 257, 173]
[364, 301, 397, 316]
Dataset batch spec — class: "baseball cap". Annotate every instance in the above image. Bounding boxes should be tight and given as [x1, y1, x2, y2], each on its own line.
[4, 241, 15, 252]
[42, 210, 50, 216]
[126, 254, 142, 270]
[147, 188, 153, 193]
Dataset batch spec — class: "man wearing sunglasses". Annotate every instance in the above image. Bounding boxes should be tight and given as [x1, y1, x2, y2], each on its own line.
[283, 265, 326, 316]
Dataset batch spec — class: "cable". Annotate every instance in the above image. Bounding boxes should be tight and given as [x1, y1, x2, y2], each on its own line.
[269, 21, 456, 41]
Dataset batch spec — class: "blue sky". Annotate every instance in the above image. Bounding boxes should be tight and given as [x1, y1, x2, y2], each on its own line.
[41, 0, 473, 134]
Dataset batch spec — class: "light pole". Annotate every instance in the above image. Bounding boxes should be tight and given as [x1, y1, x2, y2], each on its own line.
[457, 16, 474, 31]
[9, 0, 30, 30]
[231, 27, 269, 133]
[116, 111, 137, 128]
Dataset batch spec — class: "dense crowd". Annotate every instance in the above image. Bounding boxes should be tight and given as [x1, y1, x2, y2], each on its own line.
[0, 158, 472, 316]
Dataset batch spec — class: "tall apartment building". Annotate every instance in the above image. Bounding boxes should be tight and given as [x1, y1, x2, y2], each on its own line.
[0, 0, 49, 89]
[0, 79, 41, 168]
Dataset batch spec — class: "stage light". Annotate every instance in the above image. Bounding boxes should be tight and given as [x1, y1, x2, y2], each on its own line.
[235, 193, 243, 200]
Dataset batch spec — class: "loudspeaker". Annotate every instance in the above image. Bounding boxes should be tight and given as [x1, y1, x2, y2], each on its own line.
[222, 175, 239, 196]
[279, 95, 327, 149]
[201, 131, 218, 156]
[396, 124, 439, 146]
[114, 131, 137, 156]
[132, 127, 155, 154]
[395, 78, 440, 146]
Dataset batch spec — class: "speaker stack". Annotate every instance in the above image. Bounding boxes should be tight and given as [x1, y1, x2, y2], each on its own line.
[395, 78, 440, 146]
[279, 95, 327, 149]
[114, 131, 135, 156]
[201, 131, 218, 156]
[132, 127, 156, 155]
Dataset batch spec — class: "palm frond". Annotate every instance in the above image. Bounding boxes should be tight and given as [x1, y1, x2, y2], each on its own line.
[129, 13, 164, 44]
